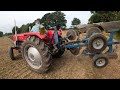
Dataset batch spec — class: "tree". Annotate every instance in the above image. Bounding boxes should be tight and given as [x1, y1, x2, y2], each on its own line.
[71, 18, 81, 25]
[20, 24, 29, 33]
[40, 11, 67, 29]
[12, 26, 20, 34]
[0, 31, 3, 37]
[11, 11, 67, 33]
[40, 13, 51, 29]
[4, 33, 13, 36]
[88, 13, 101, 24]
[116, 12, 120, 20]
[88, 11, 120, 39]
[88, 11, 119, 24]
[29, 23, 35, 28]
[11, 20, 35, 34]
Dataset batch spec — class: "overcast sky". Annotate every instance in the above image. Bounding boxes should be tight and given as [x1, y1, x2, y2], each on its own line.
[0, 11, 91, 34]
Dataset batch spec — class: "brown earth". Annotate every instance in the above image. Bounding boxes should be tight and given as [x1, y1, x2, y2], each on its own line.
[0, 31, 120, 79]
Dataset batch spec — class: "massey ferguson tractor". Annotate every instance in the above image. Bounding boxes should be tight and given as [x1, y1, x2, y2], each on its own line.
[8, 21, 120, 73]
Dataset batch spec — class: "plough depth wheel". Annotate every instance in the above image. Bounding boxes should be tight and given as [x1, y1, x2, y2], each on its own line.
[87, 33, 107, 53]
[93, 54, 108, 68]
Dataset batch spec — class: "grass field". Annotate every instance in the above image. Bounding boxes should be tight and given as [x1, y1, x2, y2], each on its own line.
[0, 31, 120, 79]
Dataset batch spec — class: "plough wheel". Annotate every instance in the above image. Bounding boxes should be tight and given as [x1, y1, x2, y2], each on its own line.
[93, 54, 108, 68]
[86, 27, 101, 38]
[88, 33, 107, 53]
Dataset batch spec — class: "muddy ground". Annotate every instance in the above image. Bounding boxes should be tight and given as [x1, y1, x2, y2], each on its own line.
[0, 31, 120, 79]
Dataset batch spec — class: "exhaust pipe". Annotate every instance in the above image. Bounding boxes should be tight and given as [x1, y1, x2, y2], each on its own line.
[14, 19, 17, 47]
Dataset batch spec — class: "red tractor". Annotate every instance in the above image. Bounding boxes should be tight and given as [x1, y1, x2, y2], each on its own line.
[8, 21, 120, 74]
[9, 27, 66, 73]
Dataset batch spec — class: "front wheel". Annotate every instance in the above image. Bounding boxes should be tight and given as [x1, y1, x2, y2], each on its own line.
[8, 46, 15, 60]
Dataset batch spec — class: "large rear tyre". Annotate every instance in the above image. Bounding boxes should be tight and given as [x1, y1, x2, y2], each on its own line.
[21, 36, 52, 73]
[87, 33, 107, 53]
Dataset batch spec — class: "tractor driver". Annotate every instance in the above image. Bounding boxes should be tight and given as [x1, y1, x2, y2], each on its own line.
[31, 20, 47, 34]
[31, 20, 41, 32]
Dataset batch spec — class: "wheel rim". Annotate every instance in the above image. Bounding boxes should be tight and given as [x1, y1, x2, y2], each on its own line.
[93, 38, 104, 49]
[24, 45, 42, 69]
[96, 58, 106, 67]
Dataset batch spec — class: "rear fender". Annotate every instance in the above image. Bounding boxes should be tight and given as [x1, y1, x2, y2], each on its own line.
[23, 32, 46, 40]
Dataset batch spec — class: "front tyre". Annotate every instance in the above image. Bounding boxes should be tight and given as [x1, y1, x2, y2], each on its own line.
[8, 46, 15, 60]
